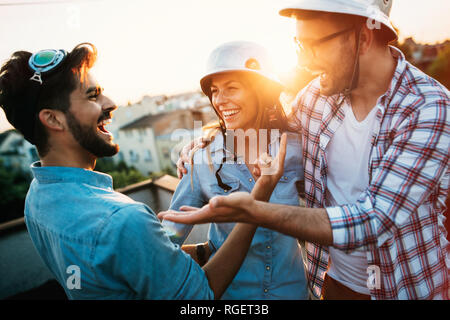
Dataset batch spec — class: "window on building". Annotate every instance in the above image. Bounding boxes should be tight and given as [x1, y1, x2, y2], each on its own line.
[144, 150, 153, 162]
[162, 147, 170, 160]
[129, 150, 139, 163]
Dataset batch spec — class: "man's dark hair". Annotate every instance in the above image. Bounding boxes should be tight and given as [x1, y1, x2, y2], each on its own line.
[0, 43, 97, 156]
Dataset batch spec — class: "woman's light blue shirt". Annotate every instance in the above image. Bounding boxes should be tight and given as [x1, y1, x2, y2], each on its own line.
[166, 132, 308, 300]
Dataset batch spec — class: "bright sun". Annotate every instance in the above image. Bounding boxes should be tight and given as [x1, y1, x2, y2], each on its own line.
[271, 41, 299, 81]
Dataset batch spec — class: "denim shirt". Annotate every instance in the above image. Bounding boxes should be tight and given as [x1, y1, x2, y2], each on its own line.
[24, 162, 213, 300]
[166, 132, 308, 300]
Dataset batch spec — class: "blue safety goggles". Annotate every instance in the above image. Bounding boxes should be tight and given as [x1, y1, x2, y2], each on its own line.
[29, 49, 68, 84]
[11, 48, 69, 144]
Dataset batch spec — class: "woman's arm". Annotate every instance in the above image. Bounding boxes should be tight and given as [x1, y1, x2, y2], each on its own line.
[161, 134, 288, 298]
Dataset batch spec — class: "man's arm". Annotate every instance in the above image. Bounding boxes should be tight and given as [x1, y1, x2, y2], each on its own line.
[163, 100, 449, 253]
[161, 192, 333, 246]
[326, 100, 449, 252]
[253, 200, 332, 245]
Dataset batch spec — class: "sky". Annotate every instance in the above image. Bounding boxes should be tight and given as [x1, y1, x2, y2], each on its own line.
[0, 0, 449, 133]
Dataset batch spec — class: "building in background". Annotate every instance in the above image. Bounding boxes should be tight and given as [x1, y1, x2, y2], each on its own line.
[401, 38, 450, 71]
[117, 106, 216, 175]
[0, 91, 218, 178]
[106, 91, 216, 176]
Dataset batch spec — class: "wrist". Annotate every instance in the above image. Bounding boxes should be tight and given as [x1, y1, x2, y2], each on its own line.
[246, 199, 265, 225]
[253, 179, 278, 202]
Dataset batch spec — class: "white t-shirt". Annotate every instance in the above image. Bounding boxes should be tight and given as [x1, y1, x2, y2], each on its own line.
[325, 101, 379, 295]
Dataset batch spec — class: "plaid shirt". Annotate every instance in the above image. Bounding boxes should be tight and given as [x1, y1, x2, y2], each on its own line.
[289, 47, 449, 300]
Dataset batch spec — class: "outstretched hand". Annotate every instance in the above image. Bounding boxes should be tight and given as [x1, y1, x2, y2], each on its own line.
[161, 133, 287, 225]
[158, 192, 255, 224]
[253, 133, 287, 190]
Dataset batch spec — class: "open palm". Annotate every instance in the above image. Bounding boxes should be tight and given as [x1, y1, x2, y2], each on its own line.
[158, 133, 287, 225]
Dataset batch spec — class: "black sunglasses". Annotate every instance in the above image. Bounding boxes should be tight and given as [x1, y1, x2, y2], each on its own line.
[293, 25, 355, 58]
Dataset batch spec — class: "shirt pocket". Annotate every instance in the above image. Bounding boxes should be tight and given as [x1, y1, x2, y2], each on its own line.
[207, 179, 241, 243]
[274, 170, 301, 202]
[207, 179, 241, 197]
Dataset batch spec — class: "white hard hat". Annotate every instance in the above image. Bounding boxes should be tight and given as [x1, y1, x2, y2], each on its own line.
[279, 0, 397, 41]
[200, 41, 283, 97]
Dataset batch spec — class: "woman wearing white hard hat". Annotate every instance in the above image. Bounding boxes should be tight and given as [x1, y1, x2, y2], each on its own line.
[163, 41, 308, 300]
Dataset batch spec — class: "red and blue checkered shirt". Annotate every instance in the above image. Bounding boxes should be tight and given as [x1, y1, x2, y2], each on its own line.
[289, 47, 449, 299]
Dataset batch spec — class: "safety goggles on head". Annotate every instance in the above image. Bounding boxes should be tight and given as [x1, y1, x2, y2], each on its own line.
[29, 49, 68, 84]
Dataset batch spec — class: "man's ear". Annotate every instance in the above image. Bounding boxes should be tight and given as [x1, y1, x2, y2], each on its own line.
[38, 109, 66, 132]
[359, 25, 375, 55]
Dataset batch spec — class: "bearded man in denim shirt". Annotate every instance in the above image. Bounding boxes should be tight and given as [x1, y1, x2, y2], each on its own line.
[0, 43, 287, 299]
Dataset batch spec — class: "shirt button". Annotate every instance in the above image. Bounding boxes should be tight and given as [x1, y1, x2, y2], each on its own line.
[249, 178, 253, 182]
[284, 176, 288, 180]
[266, 266, 271, 271]
[264, 289, 268, 293]
[266, 245, 271, 249]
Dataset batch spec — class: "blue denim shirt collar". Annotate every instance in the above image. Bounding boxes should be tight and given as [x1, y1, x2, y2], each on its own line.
[30, 161, 113, 189]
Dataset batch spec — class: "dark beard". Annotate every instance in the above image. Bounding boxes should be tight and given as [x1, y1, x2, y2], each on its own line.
[319, 42, 359, 97]
[65, 111, 119, 158]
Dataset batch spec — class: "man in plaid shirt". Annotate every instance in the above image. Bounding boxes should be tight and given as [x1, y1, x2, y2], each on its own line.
[170, 0, 449, 299]
[286, 47, 449, 299]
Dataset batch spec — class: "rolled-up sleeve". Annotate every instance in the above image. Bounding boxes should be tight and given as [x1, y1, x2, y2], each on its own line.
[327, 99, 449, 252]
[93, 203, 214, 299]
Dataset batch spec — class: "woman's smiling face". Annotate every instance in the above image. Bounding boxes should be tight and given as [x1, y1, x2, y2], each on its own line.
[210, 73, 259, 130]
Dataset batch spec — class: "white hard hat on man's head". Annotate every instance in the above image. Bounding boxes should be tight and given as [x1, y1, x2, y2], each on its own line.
[279, 0, 397, 41]
[200, 41, 283, 98]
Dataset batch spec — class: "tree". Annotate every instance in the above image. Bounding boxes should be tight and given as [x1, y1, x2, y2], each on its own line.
[394, 41, 413, 62]
[0, 159, 32, 223]
[427, 44, 450, 89]
[149, 166, 177, 180]
[108, 170, 149, 189]
[95, 158, 149, 189]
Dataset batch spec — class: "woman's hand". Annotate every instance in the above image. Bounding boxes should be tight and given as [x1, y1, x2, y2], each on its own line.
[252, 133, 287, 193]
[176, 137, 208, 178]
[158, 133, 288, 225]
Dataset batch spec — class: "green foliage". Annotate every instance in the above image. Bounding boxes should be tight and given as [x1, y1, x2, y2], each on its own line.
[427, 44, 450, 89]
[149, 166, 177, 180]
[95, 158, 177, 188]
[95, 158, 149, 189]
[0, 159, 32, 223]
[108, 170, 148, 189]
